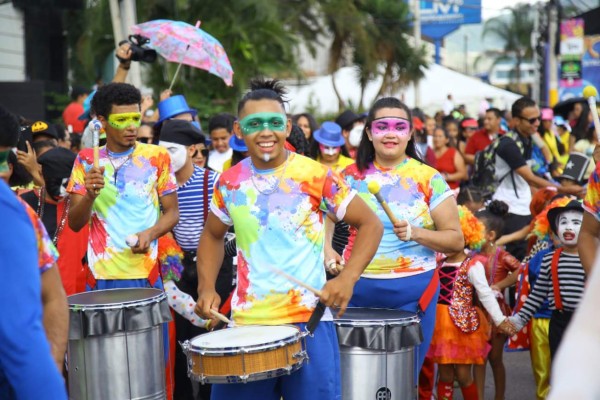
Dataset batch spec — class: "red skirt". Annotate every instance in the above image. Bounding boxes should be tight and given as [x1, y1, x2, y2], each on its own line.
[428, 304, 491, 365]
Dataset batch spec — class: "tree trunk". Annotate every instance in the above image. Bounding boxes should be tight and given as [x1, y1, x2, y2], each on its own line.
[376, 62, 393, 98]
[331, 70, 345, 111]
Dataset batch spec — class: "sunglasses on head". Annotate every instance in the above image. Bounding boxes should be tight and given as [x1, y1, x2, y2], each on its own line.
[519, 115, 541, 124]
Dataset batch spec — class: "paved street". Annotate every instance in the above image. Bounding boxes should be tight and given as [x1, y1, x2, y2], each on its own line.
[455, 350, 537, 400]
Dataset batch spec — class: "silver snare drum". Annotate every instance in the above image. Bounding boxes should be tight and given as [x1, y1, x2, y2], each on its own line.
[335, 308, 422, 400]
[67, 288, 171, 400]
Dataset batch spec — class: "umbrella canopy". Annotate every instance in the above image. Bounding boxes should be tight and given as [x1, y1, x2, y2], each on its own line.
[131, 19, 234, 86]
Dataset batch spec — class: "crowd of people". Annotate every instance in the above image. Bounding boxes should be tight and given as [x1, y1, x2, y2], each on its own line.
[2, 41, 600, 400]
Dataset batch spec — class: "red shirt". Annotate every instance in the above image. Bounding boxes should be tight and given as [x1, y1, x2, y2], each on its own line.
[434, 147, 459, 189]
[464, 128, 502, 155]
[62, 102, 86, 134]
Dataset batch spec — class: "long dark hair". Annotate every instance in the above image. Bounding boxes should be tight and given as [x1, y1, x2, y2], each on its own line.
[237, 78, 288, 114]
[356, 97, 423, 171]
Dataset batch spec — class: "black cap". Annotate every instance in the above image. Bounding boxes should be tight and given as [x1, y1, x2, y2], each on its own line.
[558, 152, 591, 185]
[24, 121, 58, 140]
[159, 119, 205, 146]
[335, 110, 361, 131]
[37, 147, 77, 181]
[547, 200, 583, 235]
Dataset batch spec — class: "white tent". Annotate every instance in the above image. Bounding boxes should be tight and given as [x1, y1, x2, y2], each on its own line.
[285, 64, 521, 116]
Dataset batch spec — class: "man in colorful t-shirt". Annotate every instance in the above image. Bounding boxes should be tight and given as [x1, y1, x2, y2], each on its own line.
[195, 79, 383, 400]
[67, 82, 179, 290]
[579, 162, 600, 273]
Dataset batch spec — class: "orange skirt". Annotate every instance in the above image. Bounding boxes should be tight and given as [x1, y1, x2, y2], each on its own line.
[428, 304, 491, 365]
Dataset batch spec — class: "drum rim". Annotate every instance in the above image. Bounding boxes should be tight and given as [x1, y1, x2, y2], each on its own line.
[189, 325, 303, 355]
[334, 307, 420, 326]
[188, 360, 305, 384]
[68, 288, 167, 311]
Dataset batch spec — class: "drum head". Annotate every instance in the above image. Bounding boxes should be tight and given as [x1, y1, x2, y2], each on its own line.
[191, 326, 300, 351]
[335, 307, 418, 326]
[68, 288, 164, 308]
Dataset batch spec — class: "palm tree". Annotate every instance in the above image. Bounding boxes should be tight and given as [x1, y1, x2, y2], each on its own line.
[482, 3, 535, 93]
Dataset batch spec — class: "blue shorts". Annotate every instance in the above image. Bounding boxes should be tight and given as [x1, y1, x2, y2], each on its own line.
[211, 321, 341, 400]
[348, 270, 439, 373]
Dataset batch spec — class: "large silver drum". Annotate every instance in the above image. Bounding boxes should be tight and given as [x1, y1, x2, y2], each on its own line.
[335, 308, 422, 400]
[67, 288, 172, 400]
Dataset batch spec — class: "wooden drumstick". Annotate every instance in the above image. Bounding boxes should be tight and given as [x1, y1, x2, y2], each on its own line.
[265, 265, 323, 297]
[367, 181, 399, 224]
[209, 309, 233, 325]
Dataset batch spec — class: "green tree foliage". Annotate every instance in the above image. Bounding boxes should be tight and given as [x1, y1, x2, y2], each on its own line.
[66, 0, 426, 117]
[482, 3, 534, 94]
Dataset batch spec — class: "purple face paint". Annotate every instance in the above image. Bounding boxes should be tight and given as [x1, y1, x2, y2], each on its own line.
[370, 117, 411, 138]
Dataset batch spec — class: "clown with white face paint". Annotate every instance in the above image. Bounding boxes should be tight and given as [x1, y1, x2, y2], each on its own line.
[509, 199, 587, 361]
[311, 121, 354, 173]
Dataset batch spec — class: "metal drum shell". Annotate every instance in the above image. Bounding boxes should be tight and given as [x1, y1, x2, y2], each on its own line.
[67, 288, 171, 400]
[334, 308, 423, 400]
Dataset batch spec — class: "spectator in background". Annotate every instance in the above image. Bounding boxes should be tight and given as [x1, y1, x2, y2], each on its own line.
[309, 121, 354, 173]
[432, 127, 467, 190]
[458, 118, 478, 155]
[207, 113, 235, 173]
[62, 85, 89, 135]
[414, 117, 436, 166]
[570, 101, 590, 150]
[55, 124, 72, 151]
[154, 92, 200, 142]
[464, 108, 504, 165]
[554, 116, 571, 161]
[137, 123, 155, 144]
[424, 116, 437, 138]
[292, 112, 318, 141]
[335, 110, 364, 159]
[443, 94, 455, 116]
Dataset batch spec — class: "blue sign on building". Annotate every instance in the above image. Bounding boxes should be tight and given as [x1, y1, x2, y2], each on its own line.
[408, 0, 482, 63]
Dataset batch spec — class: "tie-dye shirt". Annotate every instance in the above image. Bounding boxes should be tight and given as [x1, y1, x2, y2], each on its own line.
[342, 158, 452, 279]
[584, 162, 600, 220]
[67, 143, 177, 280]
[211, 153, 355, 325]
[17, 197, 58, 274]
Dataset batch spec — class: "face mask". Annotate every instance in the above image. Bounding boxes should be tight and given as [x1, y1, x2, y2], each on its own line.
[556, 210, 583, 246]
[160, 141, 188, 172]
[46, 177, 69, 200]
[348, 124, 364, 147]
[319, 144, 340, 156]
[107, 112, 142, 130]
[0, 149, 9, 173]
[239, 112, 287, 136]
[370, 117, 411, 138]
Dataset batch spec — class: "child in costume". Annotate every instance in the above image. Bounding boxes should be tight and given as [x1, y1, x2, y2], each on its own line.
[474, 200, 520, 400]
[509, 200, 587, 361]
[428, 206, 516, 400]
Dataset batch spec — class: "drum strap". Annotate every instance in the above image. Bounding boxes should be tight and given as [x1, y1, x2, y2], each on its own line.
[418, 269, 440, 314]
[85, 261, 160, 289]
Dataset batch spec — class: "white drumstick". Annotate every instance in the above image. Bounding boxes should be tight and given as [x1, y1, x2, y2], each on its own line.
[265, 265, 323, 297]
[210, 309, 233, 325]
[583, 85, 600, 142]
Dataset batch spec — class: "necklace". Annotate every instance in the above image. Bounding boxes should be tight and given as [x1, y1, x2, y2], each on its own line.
[107, 146, 135, 185]
[249, 151, 291, 195]
[36, 188, 69, 245]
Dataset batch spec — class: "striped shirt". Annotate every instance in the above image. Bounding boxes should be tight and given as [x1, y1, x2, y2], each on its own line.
[518, 251, 586, 323]
[173, 165, 219, 251]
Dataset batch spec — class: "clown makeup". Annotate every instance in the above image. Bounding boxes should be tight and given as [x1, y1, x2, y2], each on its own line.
[319, 144, 341, 156]
[556, 210, 583, 247]
[161, 141, 188, 172]
[239, 112, 287, 136]
[108, 112, 142, 130]
[370, 117, 411, 138]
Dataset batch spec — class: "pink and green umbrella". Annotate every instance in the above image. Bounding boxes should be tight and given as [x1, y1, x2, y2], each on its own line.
[131, 19, 234, 87]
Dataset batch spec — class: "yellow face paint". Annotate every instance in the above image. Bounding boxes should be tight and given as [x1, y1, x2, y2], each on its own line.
[107, 112, 142, 130]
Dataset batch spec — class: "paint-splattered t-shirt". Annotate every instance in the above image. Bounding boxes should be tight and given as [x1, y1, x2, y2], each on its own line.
[342, 158, 452, 279]
[17, 197, 58, 274]
[584, 163, 600, 221]
[211, 153, 355, 325]
[67, 143, 177, 280]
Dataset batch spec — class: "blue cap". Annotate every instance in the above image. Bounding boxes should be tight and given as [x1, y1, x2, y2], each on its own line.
[313, 121, 345, 147]
[229, 135, 248, 152]
[78, 89, 96, 121]
[155, 95, 198, 126]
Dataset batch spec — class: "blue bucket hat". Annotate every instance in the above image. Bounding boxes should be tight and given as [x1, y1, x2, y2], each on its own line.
[78, 89, 97, 121]
[229, 135, 248, 152]
[156, 95, 198, 126]
[313, 121, 345, 147]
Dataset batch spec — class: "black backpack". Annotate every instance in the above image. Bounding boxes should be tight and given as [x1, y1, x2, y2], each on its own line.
[471, 131, 524, 198]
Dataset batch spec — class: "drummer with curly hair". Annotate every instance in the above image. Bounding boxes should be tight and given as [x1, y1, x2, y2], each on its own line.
[195, 78, 383, 400]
